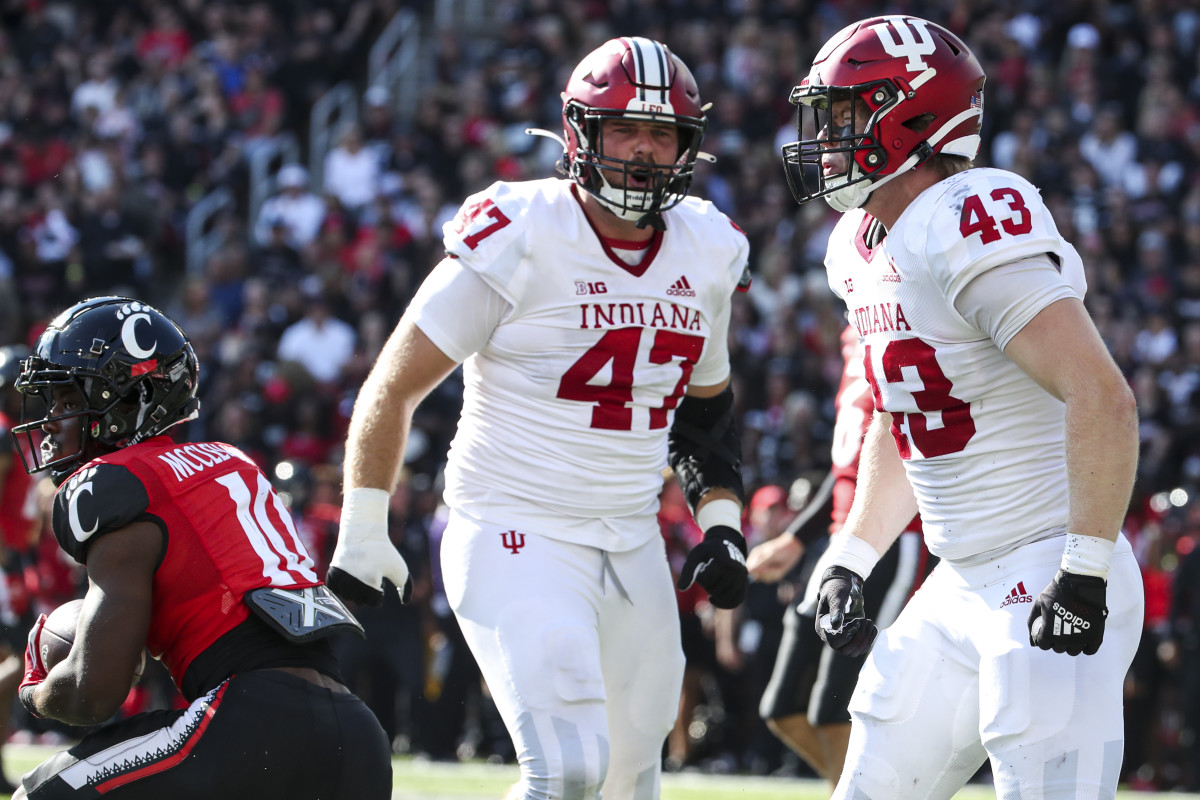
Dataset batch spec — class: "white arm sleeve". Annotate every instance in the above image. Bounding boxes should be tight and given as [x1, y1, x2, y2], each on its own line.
[408, 257, 513, 363]
[953, 254, 1081, 350]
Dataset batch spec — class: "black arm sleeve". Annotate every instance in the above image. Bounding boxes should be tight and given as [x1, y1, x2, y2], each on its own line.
[667, 387, 745, 514]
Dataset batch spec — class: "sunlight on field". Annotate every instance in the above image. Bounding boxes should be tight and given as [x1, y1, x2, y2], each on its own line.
[1, 745, 1196, 799]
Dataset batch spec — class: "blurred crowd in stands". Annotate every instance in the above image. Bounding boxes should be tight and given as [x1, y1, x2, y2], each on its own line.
[1, 0, 1199, 792]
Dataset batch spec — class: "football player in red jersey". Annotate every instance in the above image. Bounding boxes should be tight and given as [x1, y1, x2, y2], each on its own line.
[9, 297, 391, 800]
[780, 15, 1141, 800]
[328, 37, 751, 800]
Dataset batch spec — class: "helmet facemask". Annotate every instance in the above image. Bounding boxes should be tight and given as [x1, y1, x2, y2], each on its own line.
[783, 81, 904, 212]
[564, 101, 706, 229]
[11, 364, 99, 480]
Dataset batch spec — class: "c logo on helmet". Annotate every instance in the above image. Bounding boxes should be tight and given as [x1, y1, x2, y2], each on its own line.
[870, 17, 936, 72]
[120, 312, 156, 359]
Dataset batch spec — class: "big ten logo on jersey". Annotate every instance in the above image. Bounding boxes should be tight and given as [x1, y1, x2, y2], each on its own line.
[870, 17, 936, 72]
[500, 530, 526, 554]
[575, 281, 608, 296]
[453, 198, 512, 251]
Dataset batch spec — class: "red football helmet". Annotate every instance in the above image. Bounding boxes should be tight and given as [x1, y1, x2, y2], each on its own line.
[781, 16, 985, 211]
[560, 36, 707, 228]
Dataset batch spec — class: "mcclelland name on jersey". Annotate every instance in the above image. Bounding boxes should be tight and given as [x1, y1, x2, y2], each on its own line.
[578, 301, 703, 331]
[157, 442, 237, 481]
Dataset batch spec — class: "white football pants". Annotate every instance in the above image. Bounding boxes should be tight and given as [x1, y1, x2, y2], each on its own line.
[833, 533, 1143, 800]
[441, 511, 685, 800]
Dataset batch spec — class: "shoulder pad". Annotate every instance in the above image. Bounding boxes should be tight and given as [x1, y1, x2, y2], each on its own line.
[441, 181, 530, 262]
[672, 197, 751, 292]
[906, 169, 1077, 298]
[52, 462, 150, 563]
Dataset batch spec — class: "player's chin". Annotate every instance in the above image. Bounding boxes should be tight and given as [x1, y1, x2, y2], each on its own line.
[40, 438, 62, 463]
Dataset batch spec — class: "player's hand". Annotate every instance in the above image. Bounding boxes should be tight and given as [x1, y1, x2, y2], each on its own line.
[814, 566, 877, 657]
[327, 490, 413, 606]
[676, 525, 749, 609]
[18, 613, 49, 717]
[747, 535, 803, 583]
[1028, 570, 1107, 656]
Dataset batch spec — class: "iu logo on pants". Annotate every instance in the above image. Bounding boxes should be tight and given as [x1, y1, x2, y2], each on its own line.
[500, 530, 526, 554]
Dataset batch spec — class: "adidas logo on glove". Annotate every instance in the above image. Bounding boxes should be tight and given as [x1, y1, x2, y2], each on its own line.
[1050, 601, 1092, 634]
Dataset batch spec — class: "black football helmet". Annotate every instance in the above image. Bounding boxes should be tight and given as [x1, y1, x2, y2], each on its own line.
[12, 297, 200, 480]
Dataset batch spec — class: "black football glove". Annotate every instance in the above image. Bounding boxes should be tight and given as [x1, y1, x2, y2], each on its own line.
[814, 565, 878, 657]
[1028, 570, 1107, 656]
[676, 525, 749, 609]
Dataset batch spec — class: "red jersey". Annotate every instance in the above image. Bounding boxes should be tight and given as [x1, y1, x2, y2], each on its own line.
[51, 437, 321, 692]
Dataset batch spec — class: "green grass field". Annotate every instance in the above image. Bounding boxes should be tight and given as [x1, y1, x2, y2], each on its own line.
[0, 745, 1195, 799]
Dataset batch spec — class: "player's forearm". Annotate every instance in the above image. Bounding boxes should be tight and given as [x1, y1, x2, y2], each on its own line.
[343, 389, 414, 494]
[33, 665, 123, 727]
[344, 318, 453, 494]
[1064, 373, 1138, 544]
[840, 412, 916, 556]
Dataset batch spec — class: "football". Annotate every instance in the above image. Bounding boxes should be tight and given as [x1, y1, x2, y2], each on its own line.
[38, 598, 83, 672]
[39, 598, 146, 685]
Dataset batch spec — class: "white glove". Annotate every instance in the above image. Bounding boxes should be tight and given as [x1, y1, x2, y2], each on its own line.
[326, 488, 412, 606]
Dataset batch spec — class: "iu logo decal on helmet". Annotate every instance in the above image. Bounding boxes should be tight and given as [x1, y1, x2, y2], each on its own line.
[780, 16, 985, 211]
[12, 296, 200, 480]
[554, 36, 708, 229]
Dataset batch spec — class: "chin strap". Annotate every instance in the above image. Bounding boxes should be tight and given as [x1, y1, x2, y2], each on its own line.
[636, 212, 666, 231]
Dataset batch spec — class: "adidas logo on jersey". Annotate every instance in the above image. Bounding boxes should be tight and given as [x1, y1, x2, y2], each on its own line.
[667, 276, 696, 297]
[999, 581, 1032, 608]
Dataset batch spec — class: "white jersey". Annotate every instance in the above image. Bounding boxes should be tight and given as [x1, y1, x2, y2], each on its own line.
[419, 178, 749, 552]
[826, 169, 1085, 564]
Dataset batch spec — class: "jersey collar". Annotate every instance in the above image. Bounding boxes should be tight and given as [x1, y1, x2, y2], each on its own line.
[571, 184, 664, 277]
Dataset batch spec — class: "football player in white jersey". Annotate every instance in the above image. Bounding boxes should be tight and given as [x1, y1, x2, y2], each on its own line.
[326, 37, 752, 800]
[780, 15, 1143, 800]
